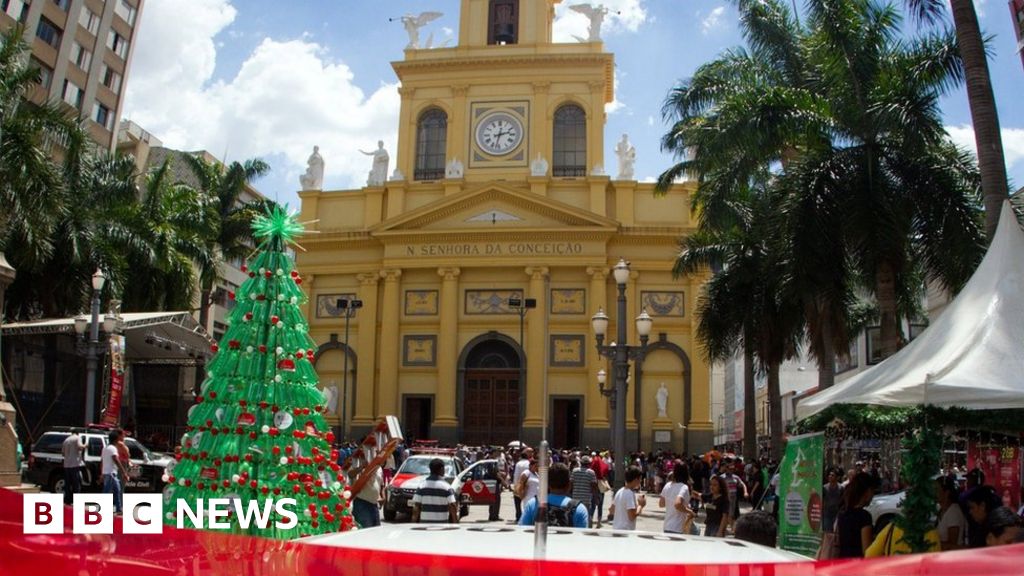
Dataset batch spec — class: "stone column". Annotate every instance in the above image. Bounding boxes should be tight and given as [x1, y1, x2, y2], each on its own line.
[0, 252, 19, 487]
[377, 269, 402, 417]
[587, 80, 606, 173]
[584, 266, 610, 435]
[686, 272, 715, 453]
[397, 86, 416, 178]
[433, 267, 461, 442]
[521, 266, 548, 443]
[531, 82, 551, 165]
[351, 273, 380, 431]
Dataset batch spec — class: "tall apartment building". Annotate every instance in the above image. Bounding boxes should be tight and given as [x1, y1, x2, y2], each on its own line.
[1, 0, 143, 151]
[117, 120, 269, 342]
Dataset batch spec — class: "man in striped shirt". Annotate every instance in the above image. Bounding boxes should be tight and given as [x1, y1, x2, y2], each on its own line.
[412, 458, 458, 524]
[571, 456, 598, 527]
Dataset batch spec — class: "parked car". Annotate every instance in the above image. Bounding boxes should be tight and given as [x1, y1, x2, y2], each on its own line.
[25, 427, 173, 494]
[454, 459, 502, 518]
[866, 474, 963, 533]
[383, 453, 464, 521]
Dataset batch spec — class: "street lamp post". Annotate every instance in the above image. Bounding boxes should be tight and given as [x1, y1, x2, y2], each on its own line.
[508, 295, 536, 442]
[74, 269, 106, 425]
[337, 298, 363, 441]
[592, 259, 653, 490]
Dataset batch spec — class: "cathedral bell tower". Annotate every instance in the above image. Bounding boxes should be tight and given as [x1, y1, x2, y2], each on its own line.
[391, 0, 613, 186]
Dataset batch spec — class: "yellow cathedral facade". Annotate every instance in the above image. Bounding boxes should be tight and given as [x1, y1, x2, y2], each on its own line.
[297, 0, 713, 452]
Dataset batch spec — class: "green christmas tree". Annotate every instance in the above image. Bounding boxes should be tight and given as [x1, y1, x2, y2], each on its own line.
[164, 206, 354, 538]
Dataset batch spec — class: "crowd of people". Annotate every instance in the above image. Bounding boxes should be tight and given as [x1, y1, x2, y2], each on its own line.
[828, 464, 1023, 558]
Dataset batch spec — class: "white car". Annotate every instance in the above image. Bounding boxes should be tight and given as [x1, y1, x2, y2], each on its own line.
[302, 524, 810, 564]
[383, 454, 464, 521]
[865, 490, 904, 532]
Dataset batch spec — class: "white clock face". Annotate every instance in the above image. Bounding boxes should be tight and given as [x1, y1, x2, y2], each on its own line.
[475, 113, 523, 156]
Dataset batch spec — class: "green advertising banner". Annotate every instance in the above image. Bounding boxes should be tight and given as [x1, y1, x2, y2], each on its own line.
[778, 431, 825, 557]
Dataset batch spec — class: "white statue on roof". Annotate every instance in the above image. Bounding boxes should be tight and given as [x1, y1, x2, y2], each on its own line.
[299, 146, 324, 191]
[360, 140, 389, 186]
[615, 134, 636, 180]
[570, 3, 610, 42]
[401, 12, 443, 49]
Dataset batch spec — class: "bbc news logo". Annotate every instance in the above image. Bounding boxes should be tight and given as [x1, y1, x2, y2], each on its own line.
[23, 494, 299, 534]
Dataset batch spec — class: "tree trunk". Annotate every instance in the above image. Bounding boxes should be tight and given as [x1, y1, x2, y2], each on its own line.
[198, 288, 212, 333]
[818, 320, 836, 390]
[743, 343, 757, 462]
[875, 262, 900, 360]
[950, 0, 1009, 240]
[768, 362, 784, 462]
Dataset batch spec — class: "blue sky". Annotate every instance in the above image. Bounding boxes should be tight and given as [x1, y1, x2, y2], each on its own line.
[123, 0, 1024, 208]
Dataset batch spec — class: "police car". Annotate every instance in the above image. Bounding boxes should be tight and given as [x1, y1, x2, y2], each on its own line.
[24, 426, 173, 493]
[383, 453, 464, 521]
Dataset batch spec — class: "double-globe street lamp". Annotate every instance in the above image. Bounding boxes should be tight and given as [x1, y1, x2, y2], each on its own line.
[507, 295, 536, 442]
[336, 298, 363, 440]
[592, 259, 653, 489]
[73, 269, 108, 425]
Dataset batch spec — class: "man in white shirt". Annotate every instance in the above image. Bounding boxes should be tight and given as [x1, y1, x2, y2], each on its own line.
[512, 447, 532, 522]
[412, 459, 458, 523]
[610, 466, 645, 530]
[62, 433, 86, 505]
[101, 429, 124, 513]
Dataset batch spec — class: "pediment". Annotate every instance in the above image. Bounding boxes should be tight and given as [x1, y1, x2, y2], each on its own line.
[372, 184, 619, 236]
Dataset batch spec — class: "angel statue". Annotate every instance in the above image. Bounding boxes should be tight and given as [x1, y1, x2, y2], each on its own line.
[570, 3, 609, 43]
[400, 12, 443, 49]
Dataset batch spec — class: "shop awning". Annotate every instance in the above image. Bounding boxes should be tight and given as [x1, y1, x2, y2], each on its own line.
[2, 311, 213, 364]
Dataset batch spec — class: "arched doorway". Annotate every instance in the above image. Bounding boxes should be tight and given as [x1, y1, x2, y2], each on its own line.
[459, 334, 522, 445]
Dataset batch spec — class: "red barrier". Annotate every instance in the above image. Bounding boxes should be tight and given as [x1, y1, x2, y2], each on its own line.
[1, 488, 1022, 575]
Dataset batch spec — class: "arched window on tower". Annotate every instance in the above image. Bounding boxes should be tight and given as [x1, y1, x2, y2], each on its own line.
[415, 108, 447, 181]
[488, 0, 519, 45]
[552, 104, 587, 177]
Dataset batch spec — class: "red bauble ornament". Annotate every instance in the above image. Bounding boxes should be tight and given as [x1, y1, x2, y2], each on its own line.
[210, 344, 219, 353]
[292, 485, 301, 494]
[209, 391, 217, 399]
[290, 271, 299, 278]
[239, 400, 248, 407]
[269, 427, 280, 437]
[311, 520, 319, 529]
[245, 454, 253, 462]
[241, 264, 248, 272]
[265, 271, 273, 278]
[270, 315, 279, 324]
[195, 396, 204, 404]
[197, 482, 205, 490]
[296, 351, 305, 359]
[272, 446, 281, 455]
[244, 312, 253, 321]
[260, 486, 269, 495]
[227, 291, 235, 300]
[258, 345, 267, 353]
[325, 432, 335, 444]
[295, 278, 302, 285]
[285, 445, 293, 455]
[273, 487, 281, 495]
[249, 432, 257, 440]
[248, 271, 256, 278]
[256, 294, 266, 301]
[228, 339, 240, 349]
[184, 479, 192, 487]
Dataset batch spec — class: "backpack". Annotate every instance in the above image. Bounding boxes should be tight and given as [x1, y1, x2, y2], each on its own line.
[545, 498, 582, 527]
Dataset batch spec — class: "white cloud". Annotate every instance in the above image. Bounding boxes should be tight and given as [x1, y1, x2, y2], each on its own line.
[701, 6, 726, 36]
[553, 0, 648, 43]
[946, 124, 1024, 172]
[123, 0, 400, 193]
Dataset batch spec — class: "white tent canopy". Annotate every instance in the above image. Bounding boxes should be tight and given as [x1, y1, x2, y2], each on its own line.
[797, 202, 1024, 420]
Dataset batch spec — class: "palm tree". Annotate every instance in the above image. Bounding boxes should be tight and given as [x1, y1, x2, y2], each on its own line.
[119, 158, 211, 311]
[660, 0, 983, 372]
[181, 154, 270, 330]
[0, 26, 82, 281]
[904, 0, 1009, 240]
[674, 187, 802, 460]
